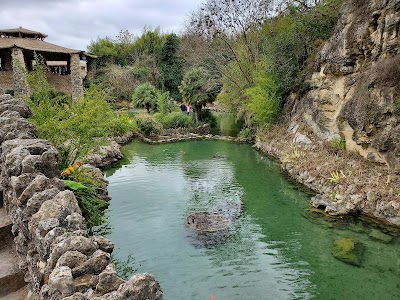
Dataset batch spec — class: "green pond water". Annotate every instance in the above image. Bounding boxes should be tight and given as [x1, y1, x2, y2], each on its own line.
[104, 140, 400, 300]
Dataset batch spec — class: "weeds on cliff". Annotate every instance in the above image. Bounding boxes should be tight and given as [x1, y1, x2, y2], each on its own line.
[283, 149, 305, 163]
[391, 97, 400, 115]
[237, 128, 255, 142]
[332, 136, 346, 152]
[62, 166, 109, 235]
[331, 190, 337, 201]
[112, 254, 138, 280]
[328, 170, 346, 185]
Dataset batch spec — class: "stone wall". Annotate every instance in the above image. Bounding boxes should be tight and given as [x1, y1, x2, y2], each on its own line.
[0, 71, 15, 92]
[289, 0, 400, 170]
[70, 54, 83, 100]
[11, 47, 30, 97]
[0, 93, 162, 299]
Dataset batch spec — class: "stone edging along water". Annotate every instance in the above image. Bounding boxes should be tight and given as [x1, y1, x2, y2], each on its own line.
[0, 93, 162, 300]
[253, 139, 400, 229]
[136, 133, 240, 144]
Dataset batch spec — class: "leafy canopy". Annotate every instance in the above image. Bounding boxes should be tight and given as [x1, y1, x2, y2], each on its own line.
[179, 67, 218, 107]
[132, 83, 159, 112]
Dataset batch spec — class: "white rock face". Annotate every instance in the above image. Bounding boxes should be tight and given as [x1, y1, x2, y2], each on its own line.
[291, 0, 400, 170]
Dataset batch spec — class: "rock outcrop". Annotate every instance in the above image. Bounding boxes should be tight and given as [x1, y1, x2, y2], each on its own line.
[288, 0, 400, 170]
[332, 238, 364, 266]
[0, 93, 163, 299]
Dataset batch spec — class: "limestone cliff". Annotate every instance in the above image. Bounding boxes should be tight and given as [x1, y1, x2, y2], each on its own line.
[289, 0, 400, 170]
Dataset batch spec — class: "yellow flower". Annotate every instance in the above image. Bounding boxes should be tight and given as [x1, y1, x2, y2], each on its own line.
[61, 161, 83, 177]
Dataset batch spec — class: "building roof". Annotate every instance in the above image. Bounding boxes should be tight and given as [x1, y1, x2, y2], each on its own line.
[0, 37, 81, 54]
[0, 27, 48, 39]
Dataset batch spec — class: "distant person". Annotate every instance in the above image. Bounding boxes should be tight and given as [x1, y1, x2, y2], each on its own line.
[180, 103, 186, 114]
[186, 104, 190, 115]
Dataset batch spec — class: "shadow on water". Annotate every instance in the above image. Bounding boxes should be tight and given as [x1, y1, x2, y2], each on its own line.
[105, 140, 400, 300]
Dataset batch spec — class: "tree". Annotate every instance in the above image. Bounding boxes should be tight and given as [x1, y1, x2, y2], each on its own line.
[245, 61, 279, 125]
[114, 30, 137, 66]
[132, 83, 159, 113]
[188, 0, 271, 84]
[87, 37, 117, 66]
[179, 67, 219, 122]
[158, 34, 184, 100]
[135, 27, 165, 86]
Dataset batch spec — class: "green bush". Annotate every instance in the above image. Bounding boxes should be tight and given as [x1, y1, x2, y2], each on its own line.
[201, 109, 218, 129]
[238, 127, 255, 142]
[109, 113, 138, 136]
[157, 111, 194, 128]
[132, 83, 158, 113]
[156, 91, 176, 115]
[332, 136, 346, 151]
[27, 83, 137, 163]
[112, 254, 138, 280]
[135, 113, 162, 135]
[62, 167, 109, 235]
[245, 63, 280, 126]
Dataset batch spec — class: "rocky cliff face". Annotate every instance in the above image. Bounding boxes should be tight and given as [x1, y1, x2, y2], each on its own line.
[290, 0, 400, 170]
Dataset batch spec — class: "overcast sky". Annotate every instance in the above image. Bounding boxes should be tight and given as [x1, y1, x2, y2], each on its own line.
[1, 0, 202, 51]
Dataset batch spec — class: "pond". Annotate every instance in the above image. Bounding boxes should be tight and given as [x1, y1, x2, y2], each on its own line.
[105, 140, 400, 300]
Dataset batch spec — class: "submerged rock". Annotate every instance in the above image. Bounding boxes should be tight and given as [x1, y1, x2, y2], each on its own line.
[185, 211, 231, 246]
[332, 238, 364, 267]
[369, 229, 393, 244]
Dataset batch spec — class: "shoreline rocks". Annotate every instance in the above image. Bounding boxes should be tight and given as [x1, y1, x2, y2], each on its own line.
[0, 94, 163, 299]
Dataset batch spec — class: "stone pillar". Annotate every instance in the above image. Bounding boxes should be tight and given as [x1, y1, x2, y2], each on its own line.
[70, 53, 83, 100]
[11, 47, 29, 97]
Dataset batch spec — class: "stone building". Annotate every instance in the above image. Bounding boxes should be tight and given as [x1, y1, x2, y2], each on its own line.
[0, 27, 95, 99]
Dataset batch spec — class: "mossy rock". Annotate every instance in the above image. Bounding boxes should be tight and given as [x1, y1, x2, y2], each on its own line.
[369, 229, 393, 244]
[332, 238, 364, 267]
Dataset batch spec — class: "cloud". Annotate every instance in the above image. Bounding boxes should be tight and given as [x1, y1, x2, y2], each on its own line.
[0, 0, 201, 50]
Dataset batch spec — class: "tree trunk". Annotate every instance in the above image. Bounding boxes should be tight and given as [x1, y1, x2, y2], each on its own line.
[194, 104, 202, 123]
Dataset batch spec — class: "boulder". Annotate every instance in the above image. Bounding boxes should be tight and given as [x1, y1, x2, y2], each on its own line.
[185, 211, 231, 246]
[84, 141, 122, 168]
[332, 238, 364, 266]
[65, 213, 87, 231]
[369, 229, 393, 244]
[71, 250, 110, 277]
[293, 132, 312, 145]
[92, 273, 163, 300]
[73, 274, 99, 293]
[0, 117, 37, 142]
[48, 266, 75, 297]
[96, 264, 125, 295]
[91, 235, 114, 253]
[46, 236, 98, 271]
[23, 188, 61, 219]
[1, 139, 59, 179]
[56, 251, 88, 269]
[0, 94, 32, 118]
[62, 292, 89, 300]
